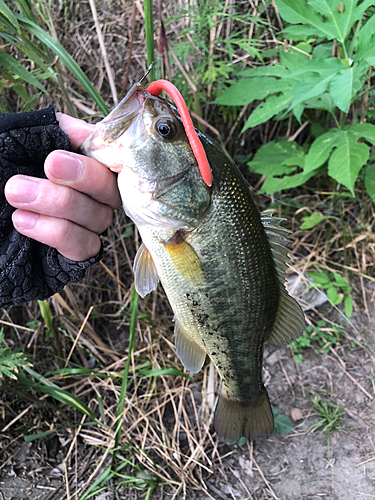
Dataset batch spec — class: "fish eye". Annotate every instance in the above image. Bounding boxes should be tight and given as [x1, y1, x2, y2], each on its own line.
[155, 118, 177, 140]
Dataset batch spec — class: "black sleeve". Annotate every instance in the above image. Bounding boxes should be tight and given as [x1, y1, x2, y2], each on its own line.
[0, 105, 102, 308]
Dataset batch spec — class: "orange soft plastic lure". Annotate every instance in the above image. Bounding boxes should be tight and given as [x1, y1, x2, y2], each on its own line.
[147, 79, 212, 187]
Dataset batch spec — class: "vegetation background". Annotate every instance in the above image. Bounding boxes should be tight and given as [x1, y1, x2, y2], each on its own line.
[0, 0, 374, 499]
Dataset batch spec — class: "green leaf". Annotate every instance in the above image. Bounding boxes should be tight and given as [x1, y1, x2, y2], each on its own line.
[0, 0, 20, 33]
[239, 66, 290, 78]
[279, 42, 311, 71]
[365, 163, 375, 199]
[0, 51, 46, 92]
[242, 87, 295, 130]
[291, 72, 337, 109]
[354, 10, 375, 56]
[329, 63, 368, 113]
[248, 141, 304, 172]
[304, 130, 339, 173]
[276, 0, 331, 39]
[327, 286, 338, 303]
[215, 77, 292, 106]
[348, 123, 375, 146]
[327, 130, 369, 194]
[308, 271, 331, 286]
[291, 57, 343, 78]
[300, 213, 328, 229]
[273, 410, 293, 434]
[344, 295, 353, 318]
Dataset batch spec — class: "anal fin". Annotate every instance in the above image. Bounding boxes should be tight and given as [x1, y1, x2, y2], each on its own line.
[174, 319, 206, 374]
[133, 244, 159, 298]
[267, 285, 305, 348]
[214, 388, 274, 443]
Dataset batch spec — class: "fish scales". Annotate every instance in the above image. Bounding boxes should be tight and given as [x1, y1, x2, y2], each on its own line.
[81, 81, 305, 443]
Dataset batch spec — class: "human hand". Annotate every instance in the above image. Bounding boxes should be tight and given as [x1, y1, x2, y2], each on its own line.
[4, 113, 122, 261]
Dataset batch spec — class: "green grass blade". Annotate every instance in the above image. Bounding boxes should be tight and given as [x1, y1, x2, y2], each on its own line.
[19, 367, 98, 421]
[114, 286, 139, 450]
[0, 51, 46, 92]
[16, 16, 109, 115]
[0, 0, 21, 34]
[144, 0, 154, 82]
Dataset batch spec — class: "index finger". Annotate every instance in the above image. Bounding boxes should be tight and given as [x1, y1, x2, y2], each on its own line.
[56, 112, 95, 150]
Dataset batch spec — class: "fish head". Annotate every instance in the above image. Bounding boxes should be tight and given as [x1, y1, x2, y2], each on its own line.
[81, 83, 211, 229]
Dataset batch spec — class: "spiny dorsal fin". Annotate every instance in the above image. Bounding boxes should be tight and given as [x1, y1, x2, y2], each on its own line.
[261, 210, 291, 283]
[133, 244, 159, 298]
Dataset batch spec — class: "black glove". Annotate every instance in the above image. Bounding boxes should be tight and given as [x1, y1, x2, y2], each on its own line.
[0, 105, 102, 308]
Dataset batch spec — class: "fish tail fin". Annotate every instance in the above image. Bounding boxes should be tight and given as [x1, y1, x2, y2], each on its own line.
[214, 389, 274, 443]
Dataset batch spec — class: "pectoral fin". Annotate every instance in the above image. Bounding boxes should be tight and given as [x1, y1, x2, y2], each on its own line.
[133, 244, 159, 298]
[267, 285, 305, 348]
[163, 234, 203, 283]
[174, 319, 206, 374]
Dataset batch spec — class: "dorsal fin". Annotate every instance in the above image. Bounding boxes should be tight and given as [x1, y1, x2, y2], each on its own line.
[261, 210, 292, 283]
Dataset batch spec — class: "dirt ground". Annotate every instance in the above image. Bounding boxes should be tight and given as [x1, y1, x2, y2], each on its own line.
[1, 297, 374, 500]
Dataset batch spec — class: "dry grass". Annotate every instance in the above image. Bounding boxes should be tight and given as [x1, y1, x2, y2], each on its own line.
[1, 1, 375, 499]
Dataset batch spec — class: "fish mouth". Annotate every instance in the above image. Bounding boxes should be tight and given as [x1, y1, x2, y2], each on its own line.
[95, 82, 148, 144]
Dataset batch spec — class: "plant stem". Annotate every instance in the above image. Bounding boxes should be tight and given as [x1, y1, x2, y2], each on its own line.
[144, 0, 155, 82]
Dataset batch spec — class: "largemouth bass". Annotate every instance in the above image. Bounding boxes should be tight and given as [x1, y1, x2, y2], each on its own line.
[81, 81, 305, 443]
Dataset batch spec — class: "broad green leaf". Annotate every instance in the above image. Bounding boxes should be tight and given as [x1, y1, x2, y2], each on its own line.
[291, 72, 337, 109]
[248, 141, 316, 194]
[291, 57, 343, 77]
[279, 42, 311, 71]
[328, 130, 369, 194]
[282, 25, 318, 37]
[261, 170, 316, 194]
[312, 43, 334, 59]
[353, 0, 375, 22]
[364, 163, 375, 198]
[347, 123, 375, 146]
[304, 130, 340, 173]
[304, 93, 335, 114]
[238, 66, 290, 78]
[329, 63, 367, 113]
[0, 51, 46, 92]
[215, 77, 292, 106]
[242, 87, 295, 130]
[276, 0, 330, 39]
[354, 10, 375, 54]
[300, 213, 328, 229]
[248, 141, 305, 172]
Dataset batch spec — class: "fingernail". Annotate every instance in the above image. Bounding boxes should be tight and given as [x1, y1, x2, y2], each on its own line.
[6, 177, 38, 203]
[49, 151, 84, 181]
[12, 211, 39, 230]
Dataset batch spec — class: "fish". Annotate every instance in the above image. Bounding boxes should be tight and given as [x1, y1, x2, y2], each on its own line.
[80, 80, 305, 443]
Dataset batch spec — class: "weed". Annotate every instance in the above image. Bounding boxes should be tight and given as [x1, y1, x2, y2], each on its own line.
[0, 329, 31, 380]
[289, 319, 346, 363]
[216, 0, 375, 199]
[308, 270, 353, 318]
[311, 394, 345, 434]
